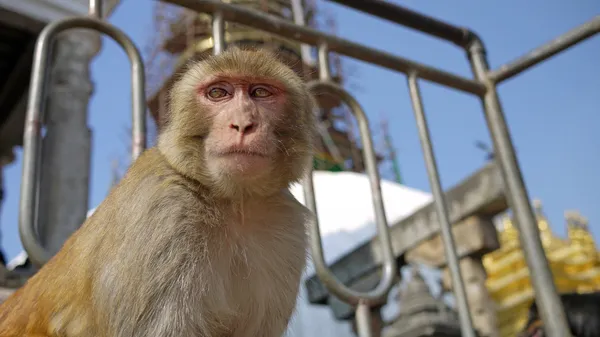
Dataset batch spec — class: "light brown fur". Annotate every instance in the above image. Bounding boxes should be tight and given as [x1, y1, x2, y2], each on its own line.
[0, 48, 317, 337]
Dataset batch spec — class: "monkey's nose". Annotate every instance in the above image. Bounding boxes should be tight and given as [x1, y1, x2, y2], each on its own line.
[229, 122, 256, 134]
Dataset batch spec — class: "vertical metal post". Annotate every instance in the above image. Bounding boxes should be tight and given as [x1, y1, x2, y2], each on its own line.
[467, 41, 572, 337]
[407, 73, 476, 337]
[318, 44, 332, 81]
[290, 3, 348, 168]
[89, 0, 102, 18]
[290, 0, 313, 66]
[315, 44, 347, 167]
[305, 44, 398, 337]
[212, 11, 225, 55]
[355, 302, 373, 337]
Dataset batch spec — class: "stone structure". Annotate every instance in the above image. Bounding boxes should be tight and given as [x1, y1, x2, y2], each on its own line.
[440, 255, 499, 337]
[407, 216, 500, 337]
[384, 267, 462, 337]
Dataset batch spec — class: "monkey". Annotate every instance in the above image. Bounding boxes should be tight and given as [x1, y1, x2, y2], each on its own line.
[0, 47, 318, 337]
[519, 292, 600, 337]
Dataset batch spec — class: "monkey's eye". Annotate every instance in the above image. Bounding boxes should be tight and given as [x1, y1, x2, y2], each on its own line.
[207, 88, 228, 99]
[251, 87, 272, 98]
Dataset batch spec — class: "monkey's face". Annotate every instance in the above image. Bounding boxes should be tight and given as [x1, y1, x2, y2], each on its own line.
[160, 48, 317, 198]
[199, 76, 288, 178]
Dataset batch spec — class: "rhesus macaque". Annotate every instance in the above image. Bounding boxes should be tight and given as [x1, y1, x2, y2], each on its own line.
[0, 47, 317, 337]
[519, 292, 600, 337]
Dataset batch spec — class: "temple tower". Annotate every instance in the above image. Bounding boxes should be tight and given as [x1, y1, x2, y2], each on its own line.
[483, 200, 600, 336]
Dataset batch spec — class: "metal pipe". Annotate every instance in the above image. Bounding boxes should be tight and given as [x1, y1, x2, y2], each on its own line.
[407, 73, 476, 337]
[212, 11, 225, 55]
[161, 0, 486, 96]
[89, 0, 102, 18]
[355, 302, 373, 337]
[290, 0, 313, 67]
[318, 43, 332, 81]
[296, 18, 346, 169]
[315, 46, 347, 168]
[304, 80, 397, 306]
[20, 16, 147, 267]
[489, 16, 600, 83]
[324, 0, 474, 48]
[467, 41, 572, 337]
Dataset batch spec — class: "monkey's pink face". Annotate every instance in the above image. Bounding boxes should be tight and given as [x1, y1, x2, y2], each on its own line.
[198, 76, 287, 177]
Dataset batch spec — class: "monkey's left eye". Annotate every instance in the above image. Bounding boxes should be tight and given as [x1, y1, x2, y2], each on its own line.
[207, 88, 228, 99]
[251, 87, 272, 98]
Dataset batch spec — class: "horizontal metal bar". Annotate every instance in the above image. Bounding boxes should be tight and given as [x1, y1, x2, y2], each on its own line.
[324, 0, 474, 48]
[161, 0, 487, 96]
[489, 15, 600, 83]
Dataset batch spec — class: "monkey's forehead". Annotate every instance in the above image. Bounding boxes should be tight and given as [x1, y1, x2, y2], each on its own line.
[185, 50, 302, 87]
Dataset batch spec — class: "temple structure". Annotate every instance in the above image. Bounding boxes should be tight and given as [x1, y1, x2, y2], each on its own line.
[483, 200, 600, 337]
[144, 0, 381, 172]
[384, 266, 462, 337]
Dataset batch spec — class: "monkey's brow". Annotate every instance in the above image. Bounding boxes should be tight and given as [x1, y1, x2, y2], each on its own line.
[198, 74, 286, 89]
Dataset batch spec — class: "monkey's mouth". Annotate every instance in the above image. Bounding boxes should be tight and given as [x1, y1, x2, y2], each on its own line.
[213, 148, 271, 175]
[217, 145, 270, 158]
[219, 149, 268, 158]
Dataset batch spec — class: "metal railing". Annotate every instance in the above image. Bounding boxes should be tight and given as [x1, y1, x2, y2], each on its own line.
[157, 1, 600, 336]
[19, 0, 147, 267]
[303, 44, 399, 337]
[18, 0, 599, 335]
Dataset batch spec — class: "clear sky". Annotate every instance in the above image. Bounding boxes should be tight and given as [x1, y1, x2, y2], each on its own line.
[0, 0, 598, 262]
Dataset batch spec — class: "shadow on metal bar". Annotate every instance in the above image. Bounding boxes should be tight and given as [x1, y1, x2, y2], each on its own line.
[19, 1, 147, 268]
[302, 44, 397, 337]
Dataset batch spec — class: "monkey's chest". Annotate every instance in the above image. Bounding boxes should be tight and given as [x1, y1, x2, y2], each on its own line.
[151, 217, 305, 337]
[206, 236, 305, 334]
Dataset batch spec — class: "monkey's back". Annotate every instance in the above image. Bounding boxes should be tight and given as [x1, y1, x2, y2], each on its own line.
[0, 147, 310, 337]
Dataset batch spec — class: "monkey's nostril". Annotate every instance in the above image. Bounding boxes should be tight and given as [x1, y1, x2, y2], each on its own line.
[230, 122, 255, 134]
[243, 123, 255, 134]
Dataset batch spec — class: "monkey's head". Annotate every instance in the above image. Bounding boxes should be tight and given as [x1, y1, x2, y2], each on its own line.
[158, 47, 317, 199]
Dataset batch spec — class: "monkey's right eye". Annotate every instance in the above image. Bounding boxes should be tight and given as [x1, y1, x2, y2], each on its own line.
[207, 88, 229, 99]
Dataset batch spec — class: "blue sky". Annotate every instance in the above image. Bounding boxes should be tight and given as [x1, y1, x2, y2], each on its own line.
[0, 0, 598, 261]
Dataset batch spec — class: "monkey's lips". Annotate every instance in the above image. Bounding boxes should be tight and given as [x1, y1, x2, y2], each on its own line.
[214, 148, 271, 174]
